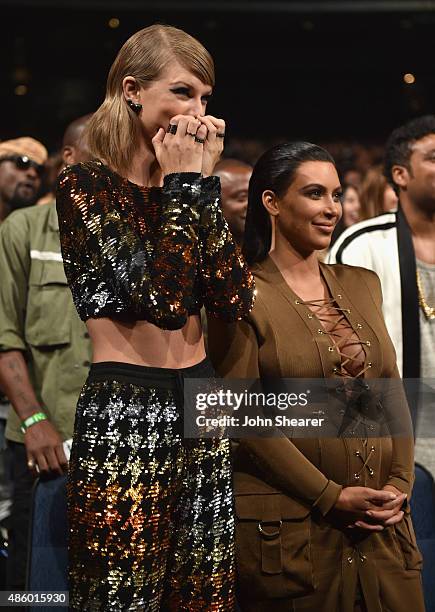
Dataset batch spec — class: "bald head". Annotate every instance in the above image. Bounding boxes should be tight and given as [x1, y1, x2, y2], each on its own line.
[214, 158, 253, 246]
[62, 113, 93, 166]
[214, 158, 252, 174]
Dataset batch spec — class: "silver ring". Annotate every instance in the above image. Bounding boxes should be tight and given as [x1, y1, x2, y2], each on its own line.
[257, 520, 282, 539]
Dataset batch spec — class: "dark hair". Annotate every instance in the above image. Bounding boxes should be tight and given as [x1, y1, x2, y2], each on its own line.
[384, 115, 435, 195]
[242, 141, 336, 265]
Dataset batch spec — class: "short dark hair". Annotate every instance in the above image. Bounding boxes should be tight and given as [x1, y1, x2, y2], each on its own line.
[242, 141, 336, 265]
[384, 115, 435, 195]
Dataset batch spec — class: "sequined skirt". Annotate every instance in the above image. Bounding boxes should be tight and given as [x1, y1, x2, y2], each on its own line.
[67, 359, 235, 611]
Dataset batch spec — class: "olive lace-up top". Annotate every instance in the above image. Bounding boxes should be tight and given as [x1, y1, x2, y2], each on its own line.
[56, 160, 255, 330]
[297, 295, 369, 379]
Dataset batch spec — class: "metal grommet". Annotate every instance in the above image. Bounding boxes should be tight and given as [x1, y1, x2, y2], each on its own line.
[258, 520, 282, 540]
[354, 473, 360, 480]
[328, 346, 334, 352]
[307, 314, 313, 319]
[318, 329, 324, 334]
[337, 294, 342, 299]
[347, 556, 353, 564]
[294, 299, 300, 305]
[366, 340, 371, 347]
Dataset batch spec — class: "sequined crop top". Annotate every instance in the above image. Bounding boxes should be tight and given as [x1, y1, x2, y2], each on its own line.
[56, 160, 255, 330]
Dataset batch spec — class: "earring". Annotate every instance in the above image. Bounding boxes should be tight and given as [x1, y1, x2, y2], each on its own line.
[127, 99, 142, 114]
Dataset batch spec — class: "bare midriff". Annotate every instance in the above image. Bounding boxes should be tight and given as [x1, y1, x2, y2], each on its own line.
[86, 314, 206, 369]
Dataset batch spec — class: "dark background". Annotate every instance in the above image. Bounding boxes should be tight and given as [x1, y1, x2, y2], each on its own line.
[1, 0, 435, 153]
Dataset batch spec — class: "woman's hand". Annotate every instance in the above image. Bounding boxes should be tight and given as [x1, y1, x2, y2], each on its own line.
[198, 115, 226, 177]
[353, 484, 406, 531]
[335, 486, 397, 514]
[355, 496, 405, 531]
[152, 115, 208, 175]
[334, 485, 406, 532]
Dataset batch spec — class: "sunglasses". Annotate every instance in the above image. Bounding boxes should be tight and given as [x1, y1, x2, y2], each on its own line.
[0, 154, 45, 176]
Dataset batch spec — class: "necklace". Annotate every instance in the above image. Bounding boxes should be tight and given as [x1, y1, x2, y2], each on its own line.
[416, 269, 435, 320]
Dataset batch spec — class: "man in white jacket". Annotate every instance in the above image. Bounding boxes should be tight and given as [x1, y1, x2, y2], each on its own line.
[328, 115, 435, 476]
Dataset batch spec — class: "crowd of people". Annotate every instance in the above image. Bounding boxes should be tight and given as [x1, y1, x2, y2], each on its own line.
[0, 22, 433, 612]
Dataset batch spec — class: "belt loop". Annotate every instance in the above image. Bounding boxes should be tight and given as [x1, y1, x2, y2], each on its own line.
[259, 495, 283, 575]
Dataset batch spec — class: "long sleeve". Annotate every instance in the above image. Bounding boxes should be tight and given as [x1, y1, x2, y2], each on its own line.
[56, 163, 206, 329]
[383, 369, 415, 498]
[198, 177, 255, 321]
[0, 213, 30, 352]
[360, 266, 415, 498]
[208, 305, 342, 516]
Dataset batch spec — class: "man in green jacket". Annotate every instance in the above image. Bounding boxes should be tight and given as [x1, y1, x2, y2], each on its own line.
[0, 114, 92, 590]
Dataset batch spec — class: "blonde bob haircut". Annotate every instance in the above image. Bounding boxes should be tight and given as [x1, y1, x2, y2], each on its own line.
[85, 24, 215, 174]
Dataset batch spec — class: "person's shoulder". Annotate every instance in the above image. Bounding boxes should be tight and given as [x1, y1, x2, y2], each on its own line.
[333, 211, 397, 249]
[327, 212, 398, 264]
[0, 203, 49, 232]
[323, 262, 381, 300]
[324, 261, 379, 281]
[58, 159, 109, 188]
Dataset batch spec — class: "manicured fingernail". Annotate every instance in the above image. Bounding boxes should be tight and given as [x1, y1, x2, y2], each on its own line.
[366, 511, 373, 516]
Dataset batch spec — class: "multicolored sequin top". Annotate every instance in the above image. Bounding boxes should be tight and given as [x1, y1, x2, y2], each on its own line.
[56, 160, 255, 330]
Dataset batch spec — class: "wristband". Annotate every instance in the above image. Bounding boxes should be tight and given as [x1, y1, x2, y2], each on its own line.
[20, 411, 47, 434]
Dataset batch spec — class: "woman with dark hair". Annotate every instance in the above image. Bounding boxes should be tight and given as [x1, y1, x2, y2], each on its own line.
[209, 142, 423, 611]
[56, 24, 254, 610]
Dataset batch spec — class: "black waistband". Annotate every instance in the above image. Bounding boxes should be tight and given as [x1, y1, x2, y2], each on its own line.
[87, 358, 213, 390]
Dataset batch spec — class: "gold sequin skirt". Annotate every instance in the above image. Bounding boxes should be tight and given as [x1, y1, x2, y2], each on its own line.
[67, 359, 235, 611]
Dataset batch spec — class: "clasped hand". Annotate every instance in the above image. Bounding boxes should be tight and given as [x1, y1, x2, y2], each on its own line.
[334, 484, 406, 532]
[152, 114, 225, 177]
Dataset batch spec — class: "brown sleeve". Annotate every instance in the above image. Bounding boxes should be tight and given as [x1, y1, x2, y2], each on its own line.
[384, 366, 415, 498]
[207, 313, 260, 378]
[356, 266, 384, 317]
[357, 267, 415, 497]
[207, 307, 342, 516]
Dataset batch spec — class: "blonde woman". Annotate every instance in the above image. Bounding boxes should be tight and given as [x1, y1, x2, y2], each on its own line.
[56, 25, 254, 611]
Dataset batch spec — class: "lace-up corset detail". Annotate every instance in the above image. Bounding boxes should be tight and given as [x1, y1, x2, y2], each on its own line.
[297, 296, 369, 378]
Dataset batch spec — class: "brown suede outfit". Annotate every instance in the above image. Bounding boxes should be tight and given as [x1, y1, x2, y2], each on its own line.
[208, 256, 425, 612]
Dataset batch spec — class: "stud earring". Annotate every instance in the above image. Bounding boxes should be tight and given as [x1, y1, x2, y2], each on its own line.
[127, 99, 142, 114]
